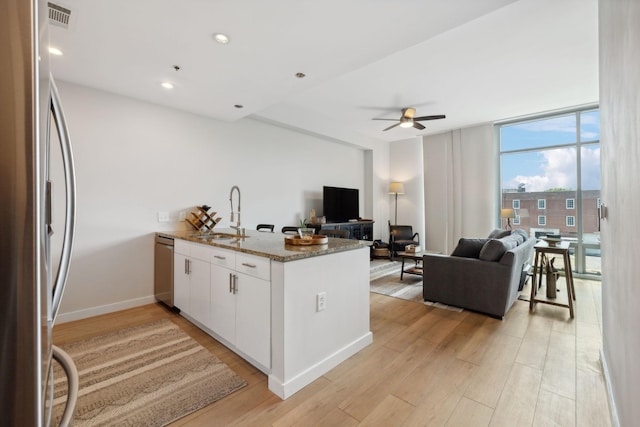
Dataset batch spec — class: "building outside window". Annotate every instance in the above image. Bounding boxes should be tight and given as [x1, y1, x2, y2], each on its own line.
[566, 198, 575, 209]
[498, 107, 601, 277]
[513, 215, 521, 225]
[537, 199, 546, 209]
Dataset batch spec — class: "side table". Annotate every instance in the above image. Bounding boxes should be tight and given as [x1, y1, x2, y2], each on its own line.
[529, 240, 576, 318]
[396, 251, 440, 280]
[395, 251, 423, 280]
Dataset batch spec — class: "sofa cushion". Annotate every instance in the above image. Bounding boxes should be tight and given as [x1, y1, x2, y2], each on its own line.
[451, 238, 489, 258]
[488, 229, 511, 239]
[512, 228, 528, 242]
[479, 238, 512, 261]
[505, 233, 524, 246]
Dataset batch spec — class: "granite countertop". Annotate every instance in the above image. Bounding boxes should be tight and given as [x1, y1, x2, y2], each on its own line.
[157, 228, 368, 262]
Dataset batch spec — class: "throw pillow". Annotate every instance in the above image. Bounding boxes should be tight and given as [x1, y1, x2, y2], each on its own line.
[487, 229, 511, 239]
[479, 239, 509, 261]
[451, 238, 489, 258]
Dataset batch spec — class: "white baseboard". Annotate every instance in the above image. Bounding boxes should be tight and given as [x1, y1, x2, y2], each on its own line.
[268, 331, 373, 400]
[55, 295, 157, 324]
[600, 349, 620, 427]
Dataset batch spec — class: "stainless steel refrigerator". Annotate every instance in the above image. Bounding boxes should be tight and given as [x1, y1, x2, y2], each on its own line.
[1, 0, 79, 425]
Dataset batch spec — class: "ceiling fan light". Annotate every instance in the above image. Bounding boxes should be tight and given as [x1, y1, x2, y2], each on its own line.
[399, 118, 413, 128]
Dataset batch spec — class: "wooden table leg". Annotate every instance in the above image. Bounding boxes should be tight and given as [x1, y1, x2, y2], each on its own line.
[563, 252, 575, 318]
[400, 257, 406, 280]
[530, 250, 540, 311]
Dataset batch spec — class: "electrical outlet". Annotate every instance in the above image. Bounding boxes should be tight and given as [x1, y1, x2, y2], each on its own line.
[316, 292, 327, 312]
[158, 211, 170, 222]
[179, 211, 186, 222]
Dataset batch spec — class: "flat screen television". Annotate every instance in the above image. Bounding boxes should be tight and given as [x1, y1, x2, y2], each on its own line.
[323, 186, 359, 223]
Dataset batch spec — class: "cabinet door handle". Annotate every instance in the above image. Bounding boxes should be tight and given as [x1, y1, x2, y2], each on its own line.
[184, 259, 189, 274]
[229, 273, 233, 293]
[241, 262, 256, 268]
[214, 255, 226, 260]
[233, 274, 238, 294]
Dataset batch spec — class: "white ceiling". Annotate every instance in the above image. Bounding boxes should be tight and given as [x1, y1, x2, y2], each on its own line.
[49, 0, 599, 144]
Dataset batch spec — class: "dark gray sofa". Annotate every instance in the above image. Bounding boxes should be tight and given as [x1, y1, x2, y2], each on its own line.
[422, 229, 535, 319]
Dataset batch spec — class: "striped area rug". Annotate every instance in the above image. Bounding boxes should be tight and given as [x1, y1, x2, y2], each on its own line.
[370, 273, 424, 302]
[52, 319, 246, 426]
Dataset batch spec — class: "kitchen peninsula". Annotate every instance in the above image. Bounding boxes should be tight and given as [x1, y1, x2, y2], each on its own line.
[157, 229, 372, 399]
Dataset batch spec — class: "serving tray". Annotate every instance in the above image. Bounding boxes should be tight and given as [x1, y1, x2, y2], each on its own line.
[284, 235, 329, 246]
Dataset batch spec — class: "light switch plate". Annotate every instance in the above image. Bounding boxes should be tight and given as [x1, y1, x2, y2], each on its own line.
[316, 292, 327, 312]
[158, 211, 170, 222]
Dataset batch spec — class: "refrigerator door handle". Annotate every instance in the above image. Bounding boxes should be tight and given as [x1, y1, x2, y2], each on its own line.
[50, 76, 77, 323]
[52, 345, 79, 427]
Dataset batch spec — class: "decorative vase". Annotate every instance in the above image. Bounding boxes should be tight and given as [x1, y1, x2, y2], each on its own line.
[298, 227, 315, 239]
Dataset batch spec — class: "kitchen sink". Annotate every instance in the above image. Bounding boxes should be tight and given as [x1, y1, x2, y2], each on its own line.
[192, 232, 248, 240]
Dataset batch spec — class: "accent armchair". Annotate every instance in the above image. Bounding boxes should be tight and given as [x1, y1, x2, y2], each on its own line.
[389, 224, 420, 257]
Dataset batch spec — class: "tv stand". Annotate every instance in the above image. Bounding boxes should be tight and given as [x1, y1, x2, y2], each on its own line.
[315, 220, 374, 241]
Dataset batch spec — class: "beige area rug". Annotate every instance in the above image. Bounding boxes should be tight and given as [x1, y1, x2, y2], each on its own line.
[370, 270, 425, 303]
[369, 261, 464, 312]
[52, 319, 247, 426]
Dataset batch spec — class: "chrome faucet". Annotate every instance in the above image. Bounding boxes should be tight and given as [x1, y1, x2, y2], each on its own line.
[229, 185, 244, 237]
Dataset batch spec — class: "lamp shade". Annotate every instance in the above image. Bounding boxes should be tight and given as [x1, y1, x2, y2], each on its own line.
[500, 208, 516, 219]
[389, 182, 405, 194]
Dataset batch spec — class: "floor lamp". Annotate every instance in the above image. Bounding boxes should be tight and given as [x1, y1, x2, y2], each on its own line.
[389, 182, 405, 225]
[500, 208, 515, 230]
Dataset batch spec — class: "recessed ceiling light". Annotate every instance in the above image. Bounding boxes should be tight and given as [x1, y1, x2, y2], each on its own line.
[214, 33, 230, 44]
[49, 47, 63, 56]
[161, 82, 174, 89]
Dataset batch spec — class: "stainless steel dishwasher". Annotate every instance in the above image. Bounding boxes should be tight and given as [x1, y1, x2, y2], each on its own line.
[154, 235, 176, 309]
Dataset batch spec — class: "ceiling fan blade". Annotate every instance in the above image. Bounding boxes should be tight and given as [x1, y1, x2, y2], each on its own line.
[383, 122, 401, 131]
[402, 107, 416, 119]
[413, 114, 446, 121]
[372, 118, 400, 121]
[413, 122, 426, 130]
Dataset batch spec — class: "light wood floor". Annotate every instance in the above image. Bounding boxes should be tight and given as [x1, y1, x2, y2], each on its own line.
[53, 277, 612, 427]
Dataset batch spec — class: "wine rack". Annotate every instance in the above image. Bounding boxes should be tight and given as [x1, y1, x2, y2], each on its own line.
[186, 206, 221, 233]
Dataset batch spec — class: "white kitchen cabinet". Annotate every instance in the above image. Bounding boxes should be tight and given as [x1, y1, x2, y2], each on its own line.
[209, 247, 271, 369]
[173, 252, 189, 312]
[174, 240, 211, 327]
[234, 270, 271, 368]
[209, 249, 236, 344]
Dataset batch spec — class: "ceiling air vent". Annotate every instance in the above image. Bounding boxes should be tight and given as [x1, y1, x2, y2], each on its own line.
[48, 2, 72, 29]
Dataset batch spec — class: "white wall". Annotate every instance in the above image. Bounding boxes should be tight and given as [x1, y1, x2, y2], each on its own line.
[422, 123, 496, 253]
[53, 81, 387, 321]
[599, 1, 640, 425]
[389, 137, 426, 248]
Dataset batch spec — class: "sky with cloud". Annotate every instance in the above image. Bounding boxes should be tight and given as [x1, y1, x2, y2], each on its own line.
[501, 111, 600, 192]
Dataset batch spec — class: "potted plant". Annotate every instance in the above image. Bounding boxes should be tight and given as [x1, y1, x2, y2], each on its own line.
[298, 219, 314, 239]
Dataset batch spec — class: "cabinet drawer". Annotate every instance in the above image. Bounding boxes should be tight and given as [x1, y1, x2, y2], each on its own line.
[190, 242, 212, 262]
[174, 239, 190, 256]
[236, 253, 270, 280]
[210, 247, 236, 269]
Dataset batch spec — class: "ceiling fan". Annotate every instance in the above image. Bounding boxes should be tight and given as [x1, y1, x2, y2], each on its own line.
[373, 107, 445, 131]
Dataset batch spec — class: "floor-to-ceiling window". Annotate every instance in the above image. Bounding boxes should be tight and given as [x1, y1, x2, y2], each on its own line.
[498, 107, 601, 278]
